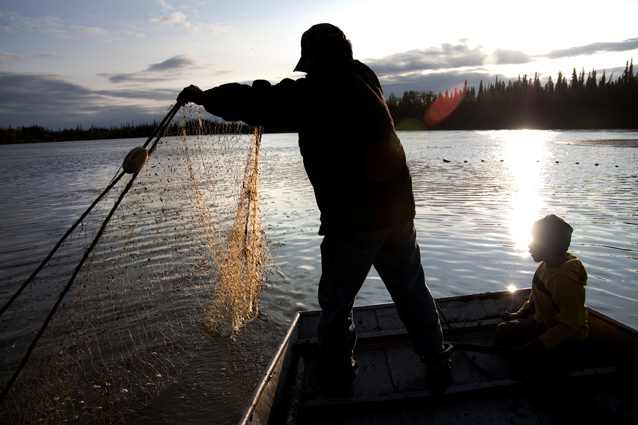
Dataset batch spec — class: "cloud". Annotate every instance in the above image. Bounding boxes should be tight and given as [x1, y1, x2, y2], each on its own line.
[121, 30, 146, 39]
[490, 49, 533, 65]
[0, 50, 25, 64]
[193, 23, 232, 35]
[71, 26, 144, 42]
[99, 55, 201, 84]
[146, 55, 197, 72]
[1, 11, 143, 42]
[0, 72, 175, 128]
[100, 72, 172, 84]
[0, 72, 92, 119]
[71, 25, 109, 39]
[543, 38, 638, 59]
[150, 12, 191, 29]
[377, 62, 631, 99]
[0, 11, 69, 38]
[35, 52, 61, 59]
[366, 42, 533, 76]
[149, 10, 231, 34]
[379, 69, 501, 97]
[363, 37, 638, 95]
[157, 0, 174, 10]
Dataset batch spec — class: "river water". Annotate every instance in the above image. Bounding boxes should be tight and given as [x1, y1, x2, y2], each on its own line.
[1, 129, 637, 424]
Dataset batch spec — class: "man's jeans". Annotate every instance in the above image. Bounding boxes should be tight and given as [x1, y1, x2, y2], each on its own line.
[317, 221, 448, 379]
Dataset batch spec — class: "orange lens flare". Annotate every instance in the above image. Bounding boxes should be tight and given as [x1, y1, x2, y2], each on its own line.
[423, 83, 466, 126]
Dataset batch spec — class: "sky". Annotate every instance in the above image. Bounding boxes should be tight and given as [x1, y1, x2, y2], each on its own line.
[1, 0, 638, 129]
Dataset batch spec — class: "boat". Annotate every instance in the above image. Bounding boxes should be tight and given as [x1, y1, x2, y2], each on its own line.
[238, 289, 638, 424]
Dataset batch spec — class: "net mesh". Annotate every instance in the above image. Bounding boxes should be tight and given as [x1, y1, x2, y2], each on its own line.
[0, 104, 271, 424]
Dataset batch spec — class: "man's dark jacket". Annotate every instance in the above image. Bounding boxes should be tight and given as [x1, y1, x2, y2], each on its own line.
[200, 60, 416, 235]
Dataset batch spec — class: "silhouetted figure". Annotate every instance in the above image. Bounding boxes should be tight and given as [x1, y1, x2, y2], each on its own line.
[178, 23, 452, 395]
[497, 214, 588, 373]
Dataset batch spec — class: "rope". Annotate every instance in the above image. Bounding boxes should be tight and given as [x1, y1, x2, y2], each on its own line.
[0, 103, 182, 405]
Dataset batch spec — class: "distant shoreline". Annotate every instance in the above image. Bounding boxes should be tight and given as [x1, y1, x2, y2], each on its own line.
[3, 126, 638, 145]
[0, 121, 259, 145]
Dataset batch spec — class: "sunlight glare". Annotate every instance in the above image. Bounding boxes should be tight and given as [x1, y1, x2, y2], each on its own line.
[507, 284, 517, 292]
[498, 130, 551, 256]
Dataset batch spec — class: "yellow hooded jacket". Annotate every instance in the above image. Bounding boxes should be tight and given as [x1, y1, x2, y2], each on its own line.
[517, 253, 588, 349]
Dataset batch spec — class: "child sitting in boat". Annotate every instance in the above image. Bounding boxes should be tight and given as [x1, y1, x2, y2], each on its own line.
[496, 214, 589, 366]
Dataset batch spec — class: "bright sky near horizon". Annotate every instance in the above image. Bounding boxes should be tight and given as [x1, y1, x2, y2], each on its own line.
[1, 0, 637, 129]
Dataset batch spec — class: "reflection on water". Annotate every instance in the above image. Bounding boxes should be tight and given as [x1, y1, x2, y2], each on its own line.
[261, 130, 638, 331]
[1, 130, 637, 424]
[498, 130, 550, 255]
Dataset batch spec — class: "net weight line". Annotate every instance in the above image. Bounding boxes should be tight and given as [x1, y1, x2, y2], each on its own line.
[0, 102, 182, 406]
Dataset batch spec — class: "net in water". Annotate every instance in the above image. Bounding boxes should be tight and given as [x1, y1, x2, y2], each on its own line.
[0, 104, 271, 424]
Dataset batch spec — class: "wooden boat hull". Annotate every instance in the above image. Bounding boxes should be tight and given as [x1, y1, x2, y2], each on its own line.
[238, 290, 638, 424]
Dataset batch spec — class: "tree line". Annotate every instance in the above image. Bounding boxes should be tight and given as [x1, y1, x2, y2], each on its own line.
[0, 120, 254, 145]
[1, 59, 636, 144]
[388, 59, 637, 130]
[0, 122, 162, 144]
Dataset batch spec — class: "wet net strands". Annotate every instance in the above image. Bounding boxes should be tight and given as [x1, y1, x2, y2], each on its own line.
[0, 105, 271, 424]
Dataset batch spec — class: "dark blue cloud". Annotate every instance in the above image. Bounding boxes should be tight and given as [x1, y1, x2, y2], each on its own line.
[543, 38, 638, 59]
[100, 55, 199, 84]
[0, 72, 176, 129]
[146, 55, 197, 72]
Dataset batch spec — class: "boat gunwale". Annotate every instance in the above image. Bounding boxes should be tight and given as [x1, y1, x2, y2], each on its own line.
[237, 311, 301, 425]
[237, 289, 638, 424]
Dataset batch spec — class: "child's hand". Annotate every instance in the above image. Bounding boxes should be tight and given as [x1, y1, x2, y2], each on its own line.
[501, 312, 519, 321]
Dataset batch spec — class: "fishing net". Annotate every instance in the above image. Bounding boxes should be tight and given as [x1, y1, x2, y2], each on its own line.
[0, 104, 271, 424]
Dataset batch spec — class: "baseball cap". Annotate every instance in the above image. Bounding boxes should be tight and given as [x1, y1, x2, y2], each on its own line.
[293, 23, 348, 72]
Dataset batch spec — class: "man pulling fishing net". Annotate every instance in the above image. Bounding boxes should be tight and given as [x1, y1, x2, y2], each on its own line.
[177, 23, 453, 395]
